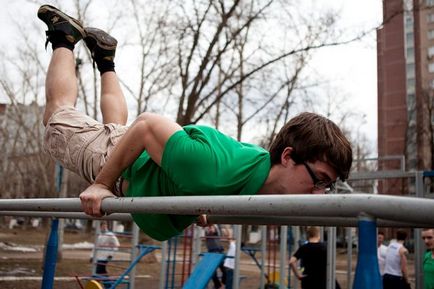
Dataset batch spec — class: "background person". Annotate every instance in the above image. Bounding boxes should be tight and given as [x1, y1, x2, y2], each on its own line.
[92, 221, 120, 275]
[383, 230, 410, 289]
[289, 226, 341, 289]
[422, 228, 434, 289]
[378, 231, 388, 276]
[205, 224, 226, 289]
[223, 236, 236, 289]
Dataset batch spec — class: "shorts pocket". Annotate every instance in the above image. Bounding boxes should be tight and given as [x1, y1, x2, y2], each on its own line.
[44, 126, 67, 162]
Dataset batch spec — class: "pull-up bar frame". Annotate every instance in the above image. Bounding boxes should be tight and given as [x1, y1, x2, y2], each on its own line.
[0, 194, 433, 225]
[0, 211, 431, 228]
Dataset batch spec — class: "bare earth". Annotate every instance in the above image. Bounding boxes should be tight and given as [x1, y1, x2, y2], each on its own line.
[0, 228, 415, 289]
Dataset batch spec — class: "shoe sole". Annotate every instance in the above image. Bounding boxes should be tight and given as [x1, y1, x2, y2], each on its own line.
[38, 5, 86, 40]
[85, 28, 117, 50]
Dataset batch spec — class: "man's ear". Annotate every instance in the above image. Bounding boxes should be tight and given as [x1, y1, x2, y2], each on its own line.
[281, 147, 294, 166]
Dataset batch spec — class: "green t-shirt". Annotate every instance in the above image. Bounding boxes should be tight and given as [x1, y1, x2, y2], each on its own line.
[424, 251, 434, 289]
[122, 125, 271, 241]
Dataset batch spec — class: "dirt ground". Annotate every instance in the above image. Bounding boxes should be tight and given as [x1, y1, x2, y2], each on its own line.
[0, 227, 415, 289]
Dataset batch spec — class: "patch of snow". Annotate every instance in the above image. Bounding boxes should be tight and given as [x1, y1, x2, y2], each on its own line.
[62, 241, 94, 249]
[0, 242, 38, 252]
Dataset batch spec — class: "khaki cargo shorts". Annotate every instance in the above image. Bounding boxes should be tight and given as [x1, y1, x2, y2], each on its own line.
[44, 106, 128, 184]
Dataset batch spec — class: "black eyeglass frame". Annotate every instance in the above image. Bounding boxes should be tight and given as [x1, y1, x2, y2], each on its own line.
[302, 162, 335, 191]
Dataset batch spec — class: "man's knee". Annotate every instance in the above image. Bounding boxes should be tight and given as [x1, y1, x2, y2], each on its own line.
[43, 109, 55, 126]
[136, 112, 157, 122]
[135, 112, 160, 134]
[43, 105, 61, 126]
[43, 100, 73, 126]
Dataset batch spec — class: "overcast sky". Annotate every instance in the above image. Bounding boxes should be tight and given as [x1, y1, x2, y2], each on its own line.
[312, 0, 383, 152]
[0, 0, 383, 153]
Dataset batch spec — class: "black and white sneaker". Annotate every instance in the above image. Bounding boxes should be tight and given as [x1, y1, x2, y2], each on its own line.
[84, 27, 117, 63]
[37, 4, 86, 48]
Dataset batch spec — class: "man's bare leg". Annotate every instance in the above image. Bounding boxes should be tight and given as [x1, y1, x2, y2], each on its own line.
[43, 48, 78, 125]
[100, 72, 128, 125]
[37, 5, 86, 125]
[83, 27, 127, 125]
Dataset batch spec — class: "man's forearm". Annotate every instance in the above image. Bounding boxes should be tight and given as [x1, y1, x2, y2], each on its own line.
[289, 259, 302, 279]
[401, 254, 408, 281]
[95, 121, 145, 189]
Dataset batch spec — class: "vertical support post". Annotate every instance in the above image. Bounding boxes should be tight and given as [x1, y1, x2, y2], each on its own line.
[260, 225, 266, 289]
[170, 237, 178, 289]
[55, 162, 66, 261]
[287, 226, 293, 288]
[326, 227, 336, 289]
[192, 225, 201, 266]
[353, 215, 382, 289]
[233, 224, 242, 289]
[41, 219, 59, 289]
[415, 171, 424, 289]
[346, 227, 353, 289]
[159, 241, 168, 289]
[279, 226, 288, 288]
[129, 223, 140, 289]
[91, 220, 100, 275]
[293, 226, 300, 289]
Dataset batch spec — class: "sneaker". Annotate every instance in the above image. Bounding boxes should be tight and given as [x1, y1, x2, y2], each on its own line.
[37, 4, 85, 47]
[84, 27, 117, 63]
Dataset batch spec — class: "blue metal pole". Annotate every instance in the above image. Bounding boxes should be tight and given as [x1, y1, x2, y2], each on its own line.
[165, 237, 172, 289]
[108, 245, 159, 289]
[170, 236, 178, 289]
[353, 215, 382, 289]
[41, 219, 59, 289]
[54, 162, 63, 193]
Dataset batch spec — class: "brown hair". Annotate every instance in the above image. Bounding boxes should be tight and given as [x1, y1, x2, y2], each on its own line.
[268, 112, 353, 181]
[396, 229, 407, 241]
[306, 226, 320, 239]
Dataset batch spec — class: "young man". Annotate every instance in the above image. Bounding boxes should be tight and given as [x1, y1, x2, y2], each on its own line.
[422, 228, 434, 289]
[223, 234, 236, 289]
[205, 225, 226, 289]
[383, 230, 410, 289]
[38, 5, 353, 241]
[378, 231, 388, 276]
[289, 226, 341, 289]
[92, 221, 120, 275]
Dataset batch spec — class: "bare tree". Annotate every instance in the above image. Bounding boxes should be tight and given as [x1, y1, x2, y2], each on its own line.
[0, 0, 387, 202]
[136, 0, 341, 143]
[0, 47, 54, 198]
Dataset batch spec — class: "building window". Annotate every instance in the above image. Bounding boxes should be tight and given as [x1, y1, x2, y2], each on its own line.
[407, 78, 415, 86]
[429, 63, 434, 72]
[406, 32, 414, 47]
[427, 13, 434, 22]
[406, 15, 413, 26]
[429, 30, 434, 40]
[407, 63, 415, 78]
[407, 47, 414, 60]
[429, 46, 434, 58]
[427, 0, 434, 7]
[407, 78, 415, 93]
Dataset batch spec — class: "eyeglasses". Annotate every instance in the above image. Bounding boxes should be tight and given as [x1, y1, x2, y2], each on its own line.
[302, 162, 335, 191]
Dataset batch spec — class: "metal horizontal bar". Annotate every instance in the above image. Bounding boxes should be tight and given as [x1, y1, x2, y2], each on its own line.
[355, 155, 404, 161]
[208, 216, 432, 228]
[0, 210, 429, 228]
[349, 170, 416, 181]
[0, 211, 428, 228]
[0, 194, 433, 225]
[0, 211, 133, 221]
